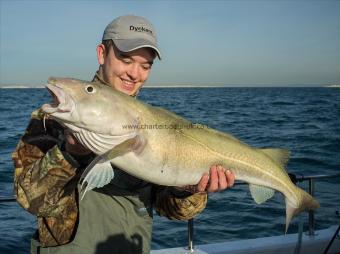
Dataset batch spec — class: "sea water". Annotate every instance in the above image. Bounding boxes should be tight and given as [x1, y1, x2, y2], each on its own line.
[0, 87, 339, 253]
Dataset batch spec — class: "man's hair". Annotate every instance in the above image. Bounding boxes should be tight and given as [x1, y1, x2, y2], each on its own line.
[102, 39, 127, 57]
[102, 39, 114, 56]
[102, 39, 156, 58]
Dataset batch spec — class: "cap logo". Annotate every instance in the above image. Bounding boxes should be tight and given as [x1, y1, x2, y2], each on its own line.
[129, 25, 153, 35]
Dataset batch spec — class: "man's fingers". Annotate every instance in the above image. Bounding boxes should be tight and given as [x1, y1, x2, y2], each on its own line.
[196, 165, 235, 193]
[207, 166, 218, 192]
[66, 134, 76, 145]
[197, 173, 210, 192]
[65, 130, 77, 145]
[217, 165, 228, 190]
[226, 169, 235, 187]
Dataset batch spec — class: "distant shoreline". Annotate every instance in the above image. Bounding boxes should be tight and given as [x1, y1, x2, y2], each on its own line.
[0, 86, 44, 89]
[0, 85, 328, 89]
[325, 84, 340, 88]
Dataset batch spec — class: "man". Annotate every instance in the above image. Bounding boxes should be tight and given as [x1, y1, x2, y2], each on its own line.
[13, 15, 235, 254]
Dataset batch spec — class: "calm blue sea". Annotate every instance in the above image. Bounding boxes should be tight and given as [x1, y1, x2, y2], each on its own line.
[0, 87, 339, 253]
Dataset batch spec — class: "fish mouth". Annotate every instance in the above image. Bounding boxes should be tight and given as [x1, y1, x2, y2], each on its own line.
[42, 83, 75, 114]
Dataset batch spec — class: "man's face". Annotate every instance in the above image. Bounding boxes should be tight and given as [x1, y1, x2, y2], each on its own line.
[98, 44, 155, 96]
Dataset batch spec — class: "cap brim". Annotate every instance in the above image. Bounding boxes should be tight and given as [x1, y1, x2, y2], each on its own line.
[113, 39, 161, 60]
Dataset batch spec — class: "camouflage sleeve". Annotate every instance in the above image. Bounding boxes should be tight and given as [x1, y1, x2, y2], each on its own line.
[154, 187, 208, 220]
[13, 141, 77, 216]
[12, 109, 81, 246]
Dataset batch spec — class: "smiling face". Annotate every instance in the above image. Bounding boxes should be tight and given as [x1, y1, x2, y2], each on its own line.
[97, 42, 155, 96]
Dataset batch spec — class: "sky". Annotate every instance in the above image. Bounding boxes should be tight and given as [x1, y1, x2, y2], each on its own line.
[0, 0, 339, 87]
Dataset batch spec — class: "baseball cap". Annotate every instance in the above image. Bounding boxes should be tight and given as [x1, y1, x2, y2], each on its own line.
[102, 15, 161, 59]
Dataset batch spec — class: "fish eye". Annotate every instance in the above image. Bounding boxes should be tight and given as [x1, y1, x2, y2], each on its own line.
[85, 85, 96, 93]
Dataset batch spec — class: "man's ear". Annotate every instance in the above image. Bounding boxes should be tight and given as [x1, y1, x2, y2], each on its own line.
[96, 44, 106, 65]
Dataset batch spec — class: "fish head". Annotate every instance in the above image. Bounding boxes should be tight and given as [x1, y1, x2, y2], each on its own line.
[42, 77, 138, 137]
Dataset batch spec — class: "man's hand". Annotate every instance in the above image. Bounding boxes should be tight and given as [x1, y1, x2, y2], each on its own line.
[181, 165, 235, 194]
[64, 130, 92, 156]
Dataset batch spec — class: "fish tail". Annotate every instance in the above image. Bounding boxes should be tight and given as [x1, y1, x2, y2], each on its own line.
[285, 187, 320, 233]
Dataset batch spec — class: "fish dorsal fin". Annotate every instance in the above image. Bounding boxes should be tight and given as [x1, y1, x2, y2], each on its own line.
[249, 184, 275, 204]
[260, 148, 290, 168]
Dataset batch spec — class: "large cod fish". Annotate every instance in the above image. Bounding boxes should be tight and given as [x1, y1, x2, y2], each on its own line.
[42, 77, 319, 231]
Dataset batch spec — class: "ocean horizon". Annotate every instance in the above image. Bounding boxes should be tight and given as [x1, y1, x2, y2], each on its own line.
[0, 83, 332, 89]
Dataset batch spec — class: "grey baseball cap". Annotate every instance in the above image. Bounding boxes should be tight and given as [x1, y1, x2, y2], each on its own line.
[102, 15, 161, 59]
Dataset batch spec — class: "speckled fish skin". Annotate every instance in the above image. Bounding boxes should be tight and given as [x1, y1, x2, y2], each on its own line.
[42, 77, 319, 231]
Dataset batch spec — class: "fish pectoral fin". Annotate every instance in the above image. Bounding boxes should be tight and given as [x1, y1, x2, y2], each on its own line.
[79, 155, 114, 200]
[79, 135, 144, 200]
[249, 184, 275, 204]
[260, 148, 290, 168]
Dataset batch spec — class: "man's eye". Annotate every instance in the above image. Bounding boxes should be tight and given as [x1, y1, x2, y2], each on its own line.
[142, 64, 151, 70]
[122, 58, 132, 64]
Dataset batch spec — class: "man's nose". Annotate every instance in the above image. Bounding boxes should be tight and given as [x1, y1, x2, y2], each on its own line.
[127, 64, 139, 80]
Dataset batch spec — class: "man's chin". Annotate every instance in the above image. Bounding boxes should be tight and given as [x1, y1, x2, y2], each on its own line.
[122, 87, 135, 96]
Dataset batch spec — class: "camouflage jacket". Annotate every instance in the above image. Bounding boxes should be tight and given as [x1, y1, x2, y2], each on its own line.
[12, 75, 208, 247]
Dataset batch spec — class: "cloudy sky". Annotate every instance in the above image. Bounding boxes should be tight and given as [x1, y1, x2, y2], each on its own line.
[1, 0, 339, 87]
